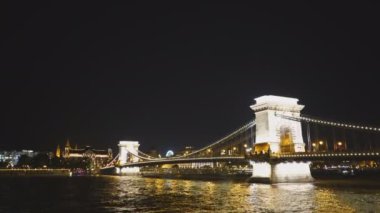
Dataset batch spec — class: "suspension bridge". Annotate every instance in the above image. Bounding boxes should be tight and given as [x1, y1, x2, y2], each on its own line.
[100, 95, 380, 182]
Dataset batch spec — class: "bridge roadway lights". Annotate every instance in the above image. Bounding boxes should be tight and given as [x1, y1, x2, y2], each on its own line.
[249, 161, 313, 183]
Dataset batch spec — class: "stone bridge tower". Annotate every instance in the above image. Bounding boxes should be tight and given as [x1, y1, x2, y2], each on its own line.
[118, 141, 140, 165]
[250, 95, 305, 154]
[249, 95, 313, 183]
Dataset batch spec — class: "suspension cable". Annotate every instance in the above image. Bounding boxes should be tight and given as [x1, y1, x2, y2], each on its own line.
[275, 113, 380, 132]
[119, 120, 256, 164]
[104, 153, 120, 168]
[183, 120, 255, 157]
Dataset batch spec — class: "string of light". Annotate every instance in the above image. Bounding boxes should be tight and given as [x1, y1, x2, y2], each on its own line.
[302, 116, 380, 132]
[183, 120, 255, 157]
[104, 153, 120, 168]
[121, 155, 245, 166]
[129, 151, 158, 161]
[137, 150, 158, 159]
[276, 113, 380, 132]
[119, 120, 256, 163]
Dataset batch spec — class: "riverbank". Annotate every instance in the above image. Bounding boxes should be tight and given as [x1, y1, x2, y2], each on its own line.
[141, 167, 252, 181]
[0, 169, 71, 177]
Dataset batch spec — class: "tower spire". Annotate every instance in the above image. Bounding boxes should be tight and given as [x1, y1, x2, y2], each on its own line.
[64, 139, 71, 158]
[65, 139, 71, 148]
[56, 144, 61, 158]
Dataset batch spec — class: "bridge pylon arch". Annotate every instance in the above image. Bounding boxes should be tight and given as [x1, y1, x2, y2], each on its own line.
[249, 95, 313, 183]
[118, 141, 140, 165]
[250, 95, 305, 154]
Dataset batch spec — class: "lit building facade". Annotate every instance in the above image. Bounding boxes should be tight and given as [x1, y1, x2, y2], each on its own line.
[60, 140, 112, 169]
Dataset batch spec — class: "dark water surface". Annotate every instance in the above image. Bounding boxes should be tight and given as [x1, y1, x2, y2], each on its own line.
[0, 176, 379, 212]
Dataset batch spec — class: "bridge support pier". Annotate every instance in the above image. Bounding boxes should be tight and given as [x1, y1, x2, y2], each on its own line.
[250, 161, 313, 183]
[115, 167, 140, 175]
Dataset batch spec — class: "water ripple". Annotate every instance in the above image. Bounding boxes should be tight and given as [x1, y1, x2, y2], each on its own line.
[0, 176, 379, 212]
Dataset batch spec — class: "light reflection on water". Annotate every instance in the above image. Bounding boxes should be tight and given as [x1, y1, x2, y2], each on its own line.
[0, 176, 379, 212]
[102, 176, 380, 212]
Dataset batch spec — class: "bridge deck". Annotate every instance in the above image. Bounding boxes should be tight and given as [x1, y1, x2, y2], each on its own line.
[249, 152, 380, 162]
[119, 156, 246, 167]
[109, 152, 380, 169]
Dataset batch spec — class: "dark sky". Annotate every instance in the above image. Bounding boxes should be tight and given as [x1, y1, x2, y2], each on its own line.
[1, 2, 380, 153]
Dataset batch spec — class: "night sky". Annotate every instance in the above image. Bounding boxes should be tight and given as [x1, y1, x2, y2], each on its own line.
[1, 2, 380, 153]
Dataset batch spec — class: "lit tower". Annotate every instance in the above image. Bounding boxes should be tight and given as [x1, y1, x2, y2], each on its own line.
[116, 141, 140, 175]
[250, 95, 313, 183]
[250, 95, 305, 154]
[118, 141, 140, 164]
[64, 139, 71, 158]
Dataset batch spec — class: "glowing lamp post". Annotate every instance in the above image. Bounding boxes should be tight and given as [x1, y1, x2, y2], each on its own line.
[312, 143, 317, 152]
[207, 149, 212, 156]
[232, 147, 237, 155]
[335, 141, 344, 151]
[319, 141, 324, 152]
[337, 141, 342, 151]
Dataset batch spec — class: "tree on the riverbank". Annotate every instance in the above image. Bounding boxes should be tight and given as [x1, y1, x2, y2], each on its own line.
[0, 161, 9, 168]
[31, 153, 49, 168]
[17, 155, 33, 168]
[49, 157, 63, 168]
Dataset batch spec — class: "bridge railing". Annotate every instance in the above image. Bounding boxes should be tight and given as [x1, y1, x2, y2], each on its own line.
[248, 151, 380, 162]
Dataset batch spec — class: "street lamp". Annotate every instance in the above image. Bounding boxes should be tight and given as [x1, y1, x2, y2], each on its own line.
[336, 141, 343, 151]
[319, 141, 324, 152]
[232, 147, 237, 155]
[221, 149, 225, 155]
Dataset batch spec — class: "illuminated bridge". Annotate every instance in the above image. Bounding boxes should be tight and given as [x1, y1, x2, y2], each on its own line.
[101, 95, 380, 182]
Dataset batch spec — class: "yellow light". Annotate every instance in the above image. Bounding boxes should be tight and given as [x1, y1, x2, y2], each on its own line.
[312, 143, 316, 147]
[233, 147, 237, 151]
[319, 141, 323, 145]
[244, 144, 247, 148]
[337, 142, 342, 146]
[207, 149, 211, 153]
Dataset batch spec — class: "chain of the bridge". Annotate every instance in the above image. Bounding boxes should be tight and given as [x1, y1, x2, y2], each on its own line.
[104, 153, 120, 168]
[128, 120, 256, 162]
[275, 112, 380, 152]
[275, 113, 380, 132]
[184, 120, 255, 157]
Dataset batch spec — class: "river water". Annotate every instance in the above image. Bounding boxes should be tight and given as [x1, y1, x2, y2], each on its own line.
[0, 176, 379, 212]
